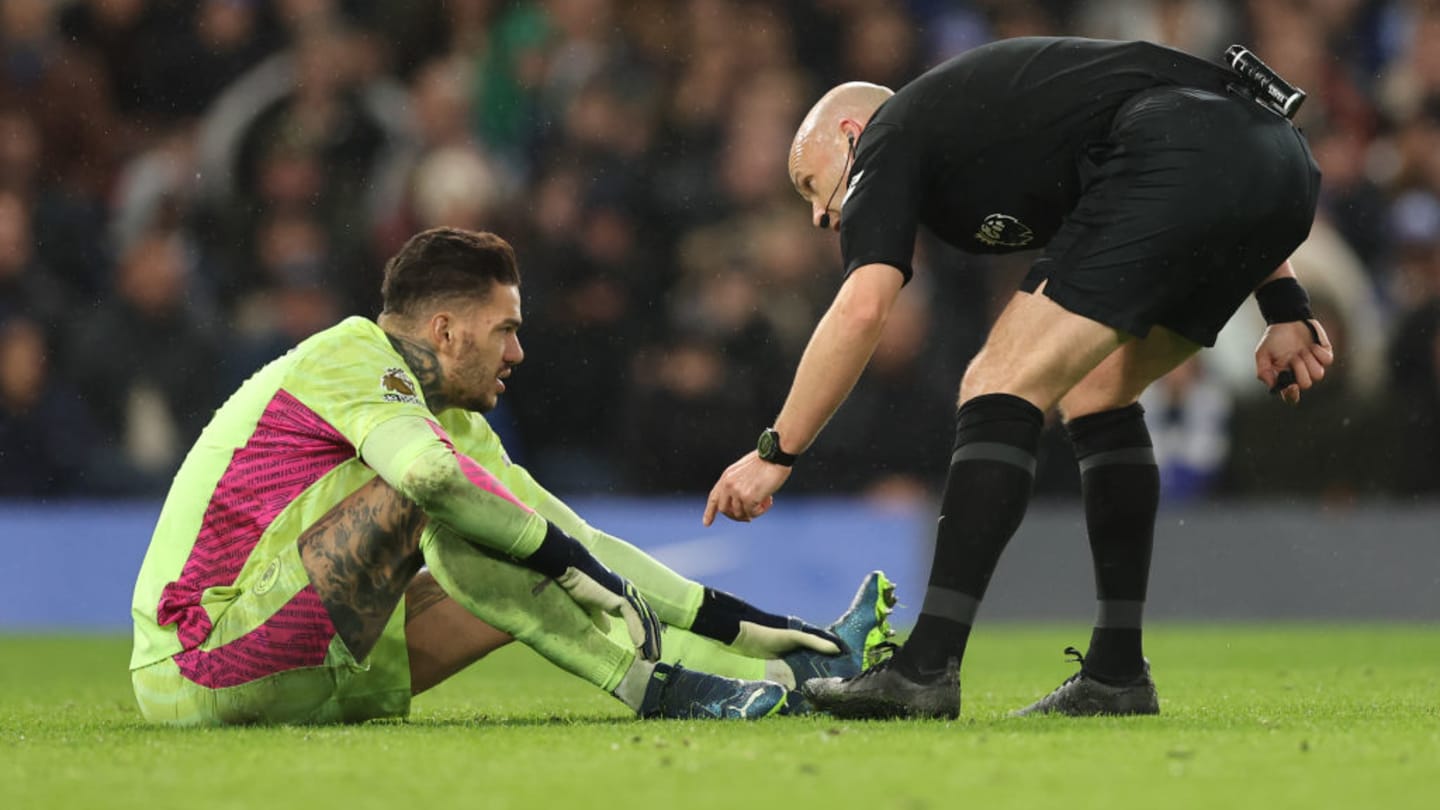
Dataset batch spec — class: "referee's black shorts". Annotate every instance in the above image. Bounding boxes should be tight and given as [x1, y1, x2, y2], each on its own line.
[1021, 84, 1322, 347]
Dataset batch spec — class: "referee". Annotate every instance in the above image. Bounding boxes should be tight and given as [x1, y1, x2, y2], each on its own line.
[704, 37, 1332, 719]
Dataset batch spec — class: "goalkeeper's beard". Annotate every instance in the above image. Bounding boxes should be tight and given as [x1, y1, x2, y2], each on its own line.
[453, 355, 513, 414]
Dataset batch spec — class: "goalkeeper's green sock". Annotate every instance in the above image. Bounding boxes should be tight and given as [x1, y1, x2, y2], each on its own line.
[425, 525, 809, 705]
[604, 607, 810, 686]
[609, 628, 805, 711]
[662, 626, 768, 680]
[420, 525, 635, 693]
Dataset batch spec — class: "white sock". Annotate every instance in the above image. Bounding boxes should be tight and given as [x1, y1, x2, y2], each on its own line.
[611, 658, 656, 712]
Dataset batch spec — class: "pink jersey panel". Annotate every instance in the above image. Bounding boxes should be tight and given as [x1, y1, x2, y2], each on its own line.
[173, 586, 336, 689]
[156, 390, 354, 650]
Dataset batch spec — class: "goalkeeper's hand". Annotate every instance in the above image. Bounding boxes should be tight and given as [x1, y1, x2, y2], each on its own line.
[557, 564, 663, 662]
[732, 618, 842, 658]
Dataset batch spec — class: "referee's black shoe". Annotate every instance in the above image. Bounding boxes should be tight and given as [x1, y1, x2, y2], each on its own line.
[1012, 647, 1160, 717]
[802, 654, 960, 720]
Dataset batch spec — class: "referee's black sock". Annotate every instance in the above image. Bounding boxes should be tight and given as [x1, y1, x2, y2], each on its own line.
[896, 393, 1043, 680]
[1066, 403, 1158, 684]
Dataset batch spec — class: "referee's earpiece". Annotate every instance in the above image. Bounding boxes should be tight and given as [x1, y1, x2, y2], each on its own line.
[818, 132, 858, 231]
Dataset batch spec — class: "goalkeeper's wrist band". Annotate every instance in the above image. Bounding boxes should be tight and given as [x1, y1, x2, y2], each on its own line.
[1255, 277, 1313, 324]
[524, 522, 593, 579]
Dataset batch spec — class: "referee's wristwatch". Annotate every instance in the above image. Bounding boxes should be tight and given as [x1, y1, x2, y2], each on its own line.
[756, 428, 799, 467]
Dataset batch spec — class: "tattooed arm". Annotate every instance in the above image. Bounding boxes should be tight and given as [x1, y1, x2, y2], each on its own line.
[360, 414, 664, 661]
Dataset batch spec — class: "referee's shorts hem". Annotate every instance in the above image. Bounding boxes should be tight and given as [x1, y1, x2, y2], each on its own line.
[1021, 269, 1156, 342]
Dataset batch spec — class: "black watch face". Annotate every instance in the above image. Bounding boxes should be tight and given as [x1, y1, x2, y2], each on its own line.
[758, 430, 778, 459]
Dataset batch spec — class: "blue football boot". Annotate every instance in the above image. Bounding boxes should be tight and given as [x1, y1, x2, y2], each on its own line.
[779, 571, 897, 713]
[638, 663, 788, 720]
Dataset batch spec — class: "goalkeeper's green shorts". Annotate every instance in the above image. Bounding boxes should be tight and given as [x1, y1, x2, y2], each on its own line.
[131, 542, 412, 726]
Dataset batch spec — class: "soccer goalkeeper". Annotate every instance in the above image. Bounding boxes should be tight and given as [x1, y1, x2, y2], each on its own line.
[130, 227, 893, 726]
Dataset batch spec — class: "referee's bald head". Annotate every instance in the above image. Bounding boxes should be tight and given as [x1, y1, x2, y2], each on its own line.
[789, 82, 892, 229]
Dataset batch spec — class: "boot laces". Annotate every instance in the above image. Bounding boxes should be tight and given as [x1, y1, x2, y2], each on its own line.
[1050, 646, 1088, 691]
[852, 652, 896, 682]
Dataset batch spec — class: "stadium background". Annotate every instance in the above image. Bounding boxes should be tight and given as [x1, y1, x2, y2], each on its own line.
[1, 0, 1438, 630]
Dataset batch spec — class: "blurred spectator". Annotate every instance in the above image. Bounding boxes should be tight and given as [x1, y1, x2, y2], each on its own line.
[1211, 218, 1389, 402]
[1310, 117, 1390, 270]
[803, 290, 954, 503]
[69, 230, 223, 492]
[225, 211, 343, 384]
[196, 20, 410, 309]
[373, 56, 518, 259]
[1, 0, 1438, 501]
[109, 124, 202, 258]
[985, 0, 1062, 38]
[0, 318, 103, 497]
[58, 0, 170, 120]
[1387, 299, 1440, 493]
[840, 4, 924, 88]
[0, 0, 120, 198]
[1385, 189, 1440, 306]
[0, 107, 110, 299]
[0, 190, 69, 345]
[461, 0, 554, 165]
[1376, 1, 1440, 121]
[1139, 355, 1233, 503]
[1076, 0, 1235, 56]
[506, 191, 650, 490]
[143, 0, 278, 120]
[1386, 95, 1440, 197]
[620, 335, 763, 493]
[1223, 292, 1403, 500]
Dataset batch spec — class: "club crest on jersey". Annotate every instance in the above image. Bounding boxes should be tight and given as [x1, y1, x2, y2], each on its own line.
[975, 213, 1034, 247]
[381, 368, 421, 404]
[252, 558, 281, 595]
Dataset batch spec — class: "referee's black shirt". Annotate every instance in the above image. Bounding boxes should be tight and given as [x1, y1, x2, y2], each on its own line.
[839, 37, 1237, 281]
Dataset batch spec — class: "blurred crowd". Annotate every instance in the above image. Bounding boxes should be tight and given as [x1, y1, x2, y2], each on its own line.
[1, 0, 1438, 504]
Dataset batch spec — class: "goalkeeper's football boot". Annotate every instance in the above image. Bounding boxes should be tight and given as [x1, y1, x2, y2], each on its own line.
[1011, 647, 1160, 717]
[779, 571, 898, 713]
[782, 570, 897, 683]
[802, 654, 960, 720]
[639, 663, 787, 720]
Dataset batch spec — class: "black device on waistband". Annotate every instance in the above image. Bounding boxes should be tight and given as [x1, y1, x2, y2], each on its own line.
[1225, 44, 1307, 120]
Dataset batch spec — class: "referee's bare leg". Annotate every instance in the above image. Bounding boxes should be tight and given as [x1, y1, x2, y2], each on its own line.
[1007, 326, 1201, 713]
[818, 284, 1137, 718]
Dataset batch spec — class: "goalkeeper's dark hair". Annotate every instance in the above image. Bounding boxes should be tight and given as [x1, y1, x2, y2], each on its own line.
[380, 227, 520, 318]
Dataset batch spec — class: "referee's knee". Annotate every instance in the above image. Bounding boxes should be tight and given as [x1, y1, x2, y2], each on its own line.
[1058, 389, 1140, 422]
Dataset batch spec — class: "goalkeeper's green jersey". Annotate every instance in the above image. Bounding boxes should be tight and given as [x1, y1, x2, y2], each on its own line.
[129, 317, 591, 672]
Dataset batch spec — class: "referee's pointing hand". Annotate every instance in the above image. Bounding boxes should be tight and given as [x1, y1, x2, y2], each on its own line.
[704, 451, 788, 526]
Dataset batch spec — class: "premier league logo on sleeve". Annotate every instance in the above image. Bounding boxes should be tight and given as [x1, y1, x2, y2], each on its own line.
[975, 213, 1035, 247]
[381, 368, 422, 404]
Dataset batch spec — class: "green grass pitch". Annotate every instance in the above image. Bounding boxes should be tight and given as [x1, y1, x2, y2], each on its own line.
[3, 624, 1437, 809]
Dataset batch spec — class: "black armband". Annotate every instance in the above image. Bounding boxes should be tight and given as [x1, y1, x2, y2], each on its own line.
[1254, 277, 1313, 325]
